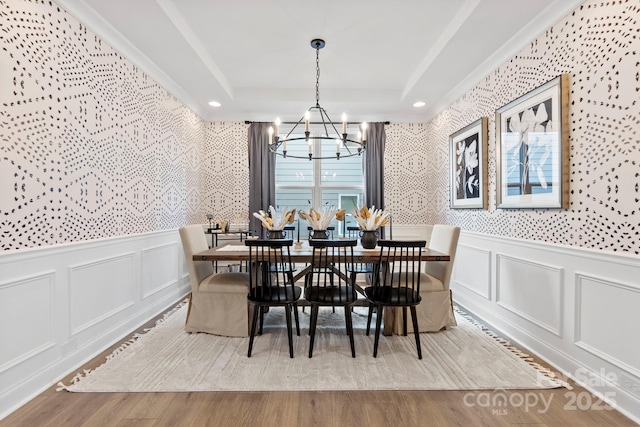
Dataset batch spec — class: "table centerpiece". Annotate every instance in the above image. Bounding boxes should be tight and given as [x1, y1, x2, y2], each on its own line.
[253, 205, 296, 238]
[351, 205, 390, 248]
[298, 206, 346, 239]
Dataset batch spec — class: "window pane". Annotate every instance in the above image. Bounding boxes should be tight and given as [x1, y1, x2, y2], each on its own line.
[320, 141, 363, 186]
[275, 134, 313, 185]
[275, 130, 365, 238]
[276, 189, 312, 212]
[322, 189, 363, 237]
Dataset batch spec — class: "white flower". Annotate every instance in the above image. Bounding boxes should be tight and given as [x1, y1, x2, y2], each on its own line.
[464, 139, 478, 174]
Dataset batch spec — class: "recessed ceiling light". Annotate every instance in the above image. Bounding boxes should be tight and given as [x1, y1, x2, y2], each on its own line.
[413, 101, 426, 108]
[208, 101, 221, 107]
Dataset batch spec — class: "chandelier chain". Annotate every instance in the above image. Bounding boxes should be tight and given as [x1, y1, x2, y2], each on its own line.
[315, 45, 320, 107]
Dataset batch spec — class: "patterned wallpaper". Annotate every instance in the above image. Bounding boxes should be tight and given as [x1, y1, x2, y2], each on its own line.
[386, 0, 639, 255]
[200, 122, 250, 225]
[0, 0, 248, 250]
[1, 0, 639, 255]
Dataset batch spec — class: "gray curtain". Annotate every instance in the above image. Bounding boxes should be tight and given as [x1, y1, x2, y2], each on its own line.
[248, 122, 276, 237]
[364, 122, 387, 238]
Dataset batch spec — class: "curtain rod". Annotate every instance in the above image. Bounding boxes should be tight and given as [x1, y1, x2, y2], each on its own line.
[244, 120, 390, 125]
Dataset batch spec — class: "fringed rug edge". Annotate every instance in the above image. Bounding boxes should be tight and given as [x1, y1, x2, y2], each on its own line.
[56, 298, 189, 392]
[453, 306, 571, 390]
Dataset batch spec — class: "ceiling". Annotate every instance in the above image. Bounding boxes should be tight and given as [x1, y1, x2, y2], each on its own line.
[55, 0, 583, 124]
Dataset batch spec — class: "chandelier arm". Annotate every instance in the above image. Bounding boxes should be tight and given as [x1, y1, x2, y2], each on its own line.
[282, 114, 306, 140]
[343, 140, 355, 156]
[317, 107, 341, 141]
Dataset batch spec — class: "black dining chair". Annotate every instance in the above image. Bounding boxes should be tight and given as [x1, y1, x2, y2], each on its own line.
[282, 225, 296, 239]
[245, 239, 301, 358]
[305, 239, 359, 358]
[364, 240, 427, 359]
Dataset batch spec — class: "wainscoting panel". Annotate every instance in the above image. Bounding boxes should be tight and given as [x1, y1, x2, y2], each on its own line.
[141, 243, 180, 299]
[452, 231, 640, 423]
[69, 254, 136, 336]
[454, 244, 491, 300]
[0, 272, 55, 373]
[0, 230, 190, 420]
[575, 273, 640, 378]
[496, 254, 563, 336]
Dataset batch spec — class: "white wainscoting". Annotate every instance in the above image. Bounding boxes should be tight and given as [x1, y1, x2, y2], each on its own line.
[0, 230, 190, 420]
[455, 244, 492, 300]
[452, 231, 640, 424]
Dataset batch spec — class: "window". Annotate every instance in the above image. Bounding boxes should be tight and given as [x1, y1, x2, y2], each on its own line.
[275, 131, 364, 237]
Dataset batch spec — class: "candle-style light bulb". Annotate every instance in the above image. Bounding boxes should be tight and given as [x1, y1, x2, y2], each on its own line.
[341, 112, 347, 134]
[336, 138, 341, 153]
[268, 126, 274, 144]
[275, 117, 281, 136]
[361, 122, 368, 142]
[304, 111, 310, 132]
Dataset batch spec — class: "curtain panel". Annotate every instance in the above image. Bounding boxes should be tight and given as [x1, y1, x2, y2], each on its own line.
[363, 122, 387, 238]
[248, 123, 276, 236]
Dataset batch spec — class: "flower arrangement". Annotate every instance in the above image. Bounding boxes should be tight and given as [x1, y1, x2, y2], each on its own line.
[298, 206, 346, 230]
[351, 205, 390, 231]
[253, 205, 296, 230]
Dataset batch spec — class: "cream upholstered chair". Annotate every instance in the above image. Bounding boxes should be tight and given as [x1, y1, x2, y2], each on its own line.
[179, 224, 250, 337]
[392, 224, 460, 333]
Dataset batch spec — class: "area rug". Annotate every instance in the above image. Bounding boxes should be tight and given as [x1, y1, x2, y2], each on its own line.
[58, 301, 567, 392]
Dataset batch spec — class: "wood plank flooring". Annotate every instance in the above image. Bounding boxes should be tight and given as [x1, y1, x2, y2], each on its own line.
[1, 303, 636, 427]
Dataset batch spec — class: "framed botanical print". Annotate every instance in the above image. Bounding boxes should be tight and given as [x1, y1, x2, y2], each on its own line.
[495, 74, 569, 209]
[449, 117, 488, 209]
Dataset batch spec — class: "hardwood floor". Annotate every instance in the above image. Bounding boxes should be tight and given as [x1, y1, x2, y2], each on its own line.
[1, 304, 636, 427]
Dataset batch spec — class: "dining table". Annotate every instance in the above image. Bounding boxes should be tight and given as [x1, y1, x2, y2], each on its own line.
[193, 240, 450, 335]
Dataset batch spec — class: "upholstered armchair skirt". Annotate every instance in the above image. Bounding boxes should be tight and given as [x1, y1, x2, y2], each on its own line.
[392, 224, 460, 333]
[185, 271, 251, 337]
[392, 273, 457, 333]
[180, 225, 251, 337]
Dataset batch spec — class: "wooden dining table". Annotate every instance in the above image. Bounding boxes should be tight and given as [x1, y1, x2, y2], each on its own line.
[193, 241, 450, 335]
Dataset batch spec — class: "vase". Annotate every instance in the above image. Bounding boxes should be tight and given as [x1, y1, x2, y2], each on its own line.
[360, 230, 378, 249]
[267, 229, 284, 239]
[310, 229, 329, 239]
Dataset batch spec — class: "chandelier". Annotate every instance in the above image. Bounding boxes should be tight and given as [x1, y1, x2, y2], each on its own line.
[268, 39, 367, 160]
